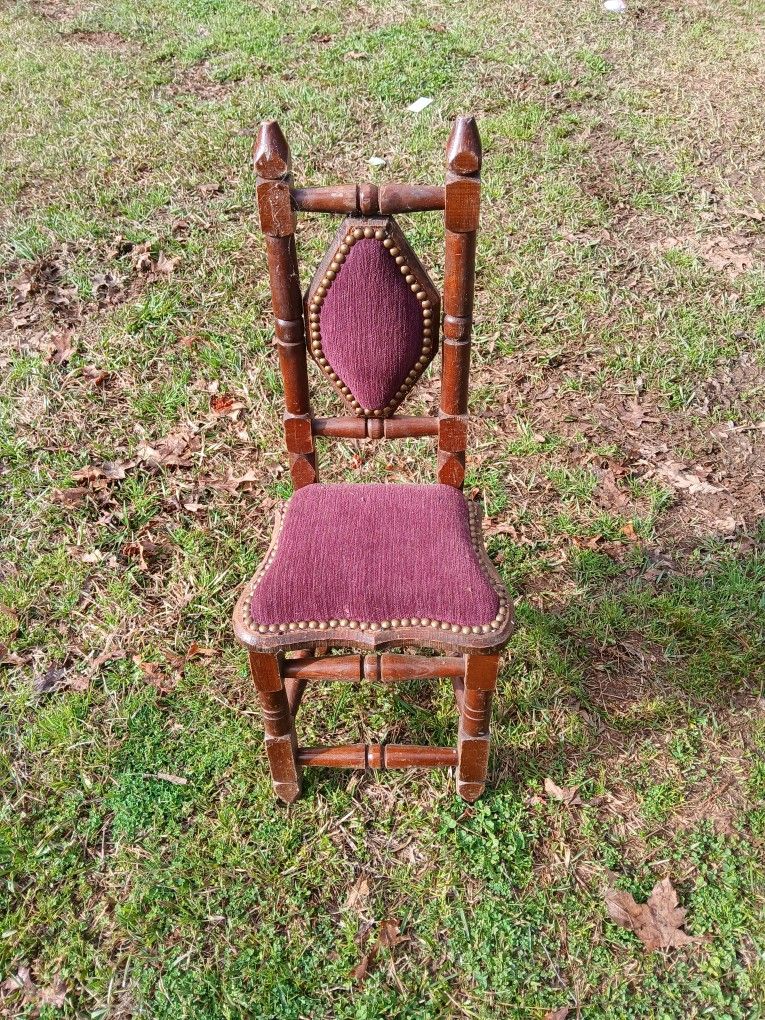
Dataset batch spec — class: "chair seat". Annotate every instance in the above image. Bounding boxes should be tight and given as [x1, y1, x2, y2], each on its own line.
[234, 483, 512, 652]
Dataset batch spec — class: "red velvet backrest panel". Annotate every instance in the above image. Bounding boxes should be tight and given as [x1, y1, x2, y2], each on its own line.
[305, 217, 440, 418]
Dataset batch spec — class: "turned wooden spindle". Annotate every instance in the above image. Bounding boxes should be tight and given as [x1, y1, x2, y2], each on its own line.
[254, 121, 317, 489]
[439, 115, 481, 489]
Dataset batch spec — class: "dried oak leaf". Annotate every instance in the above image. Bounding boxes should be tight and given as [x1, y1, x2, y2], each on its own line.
[605, 877, 701, 950]
[122, 536, 164, 571]
[2, 966, 67, 1009]
[137, 429, 198, 468]
[210, 393, 245, 417]
[52, 486, 90, 507]
[544, 777, 583, 806]
[82, 364, 113, 386]
[344, 875, 371, 912]
[653, 460, 720, 495]
[543, 1009, 570, 1020]
[133, 655, 175, 693]
[206, 469, 259, 494]
[92, 271, 125, 307]
[352, 919, 402, 982]
[34, 666, 89, 694]
[48, 333, 75, 365]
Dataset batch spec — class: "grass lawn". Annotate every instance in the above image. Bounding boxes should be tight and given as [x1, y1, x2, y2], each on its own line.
[2, 0, 765, 1015]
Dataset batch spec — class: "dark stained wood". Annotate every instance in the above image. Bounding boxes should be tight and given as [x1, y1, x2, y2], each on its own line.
[298, 744, 457, 768]
[282, 653, 464, 682]
[312, 417, 368, 439]
[285, 677, 307, 717]
[290, 183, 444, 215]
[439, 116, 481, 489]
[446, 117, 482, 175]
[312, 416, 439, 439]
[254, 120, 291, 177]
[292, 185, 358, 213]
[255, 122, 317, 488]
[248, 650, 301, 802]
[457, 652, 498, 801]
[385, 745, 457, 768]
[378, 183, 445, 213]
[284, 654, 362, 682]
[383, 416, 439, 439]
[358, 183, 379, 215]
[464, 651, 500, 690]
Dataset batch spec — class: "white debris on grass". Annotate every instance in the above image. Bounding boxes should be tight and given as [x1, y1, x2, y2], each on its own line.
[603, 0, 626, 11]
[407, 97, 434, 113]
[368, 156, 387, 167]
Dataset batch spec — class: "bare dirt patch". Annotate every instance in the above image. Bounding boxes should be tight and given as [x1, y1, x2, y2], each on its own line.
[28, 0, 83, 22]
[164, 63, 237, 102]
[63, 29, 135, 53]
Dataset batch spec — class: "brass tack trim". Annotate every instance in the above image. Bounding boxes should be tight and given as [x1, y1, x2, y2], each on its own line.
[307, 220, 436, 418]
[240, 503, 509, 646]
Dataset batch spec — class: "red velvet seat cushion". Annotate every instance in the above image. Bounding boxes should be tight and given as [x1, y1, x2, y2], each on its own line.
[249, 483, 502, 629]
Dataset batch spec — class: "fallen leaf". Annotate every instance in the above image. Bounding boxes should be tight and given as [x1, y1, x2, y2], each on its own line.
[38, 977, 68, 1008]
[154, 251, 178, 276]
[654, 461, 720, 495]
[352, 918, 402, 982]
[133, 655, 175, 692]
[82, 364, 113, 386]
[92, 271, 125, 307]
[543, 1009, 571, 1020]
[206, 469, 259, 493]
[604, 877, 701, 950]
[2, 966, 68, 1009]
[210, 393, 245, 417]
[137, 429, 198, 468]
[344, 875, 370, 912]
[34, 666, 89, 694]
[184, 642, 217, 662]
[695, 235, 754, 275]
[122, 537, 163, 571]
[594, 466, 630, 509]
[2, 966, 35, 999]
[52, 486, 90, 507]
[49, 333, 75, 365]
[544, 777, 583, 806]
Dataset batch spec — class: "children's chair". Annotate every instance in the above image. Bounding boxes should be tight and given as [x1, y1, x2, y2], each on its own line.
[233, 115, 513, 803]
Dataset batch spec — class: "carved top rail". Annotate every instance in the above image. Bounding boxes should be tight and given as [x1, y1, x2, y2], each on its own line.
[292, 184, 445, 216]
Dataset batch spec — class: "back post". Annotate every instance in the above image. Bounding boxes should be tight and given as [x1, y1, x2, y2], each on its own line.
[438, 116, 482, 489]
[254, 121, 317, 488]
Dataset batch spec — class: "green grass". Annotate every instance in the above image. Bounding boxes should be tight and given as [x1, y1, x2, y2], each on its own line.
[2, 0, 765, 1015]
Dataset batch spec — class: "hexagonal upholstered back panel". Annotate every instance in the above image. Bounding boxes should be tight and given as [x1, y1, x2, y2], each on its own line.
[305, 216, 440, 418]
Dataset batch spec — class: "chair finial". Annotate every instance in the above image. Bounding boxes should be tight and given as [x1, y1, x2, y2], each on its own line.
[254, 120, 291, 179]
[446, 115, 481, 176]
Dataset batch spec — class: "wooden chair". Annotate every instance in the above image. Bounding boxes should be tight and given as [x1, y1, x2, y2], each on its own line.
[233, 115, 513, 803]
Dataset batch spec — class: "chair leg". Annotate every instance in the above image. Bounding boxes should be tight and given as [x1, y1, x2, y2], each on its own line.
[457, 653, 499, 802]
[248, 650, 302, 804]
